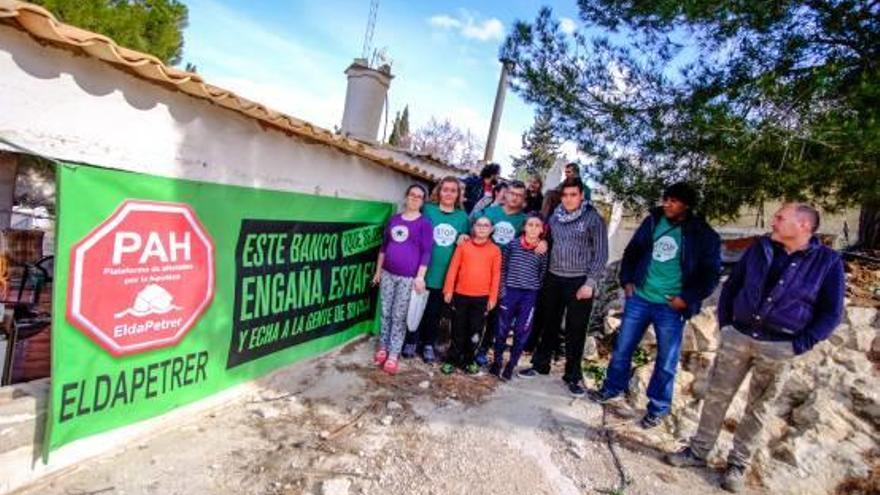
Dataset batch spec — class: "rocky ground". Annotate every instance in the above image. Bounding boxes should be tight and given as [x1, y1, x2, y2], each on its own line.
[13, 336, 764, 495]
[601, 298, 879, 495]
[13, 266, 880, 495]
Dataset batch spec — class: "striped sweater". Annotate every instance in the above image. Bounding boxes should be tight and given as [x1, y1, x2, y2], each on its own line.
[547, 203, 608, 288]
[502, 237, 549, 290]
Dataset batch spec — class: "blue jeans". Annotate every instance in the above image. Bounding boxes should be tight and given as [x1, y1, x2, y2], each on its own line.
[602, 294, 685, 416]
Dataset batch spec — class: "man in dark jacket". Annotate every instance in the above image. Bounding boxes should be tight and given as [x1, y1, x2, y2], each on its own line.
[462, 163, 500, 214]
[590, 183, 721, 429]
[664, 203, 845, 493]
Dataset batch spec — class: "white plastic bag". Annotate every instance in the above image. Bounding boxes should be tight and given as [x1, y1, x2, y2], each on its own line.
[406, 288, 429, 332]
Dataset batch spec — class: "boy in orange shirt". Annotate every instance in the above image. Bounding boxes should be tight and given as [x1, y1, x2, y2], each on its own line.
[441, 216, 502, 375]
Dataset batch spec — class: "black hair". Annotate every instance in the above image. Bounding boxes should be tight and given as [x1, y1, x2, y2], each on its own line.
[559, 177, 585, 193]
[406, 183, 428, 199]
[480, 163, 501, 179]
[508, 179, 526, 190]
[662, 182, 698, 208]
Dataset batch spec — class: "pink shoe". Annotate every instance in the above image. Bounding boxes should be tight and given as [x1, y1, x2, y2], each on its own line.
[383, 356, 399, 375]
[374, 348, 388, 366]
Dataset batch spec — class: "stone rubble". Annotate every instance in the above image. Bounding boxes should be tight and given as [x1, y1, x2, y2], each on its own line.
[611, 302, 878, 494]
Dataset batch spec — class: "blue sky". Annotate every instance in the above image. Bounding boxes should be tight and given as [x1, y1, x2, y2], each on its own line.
[181, 0, 584, 173]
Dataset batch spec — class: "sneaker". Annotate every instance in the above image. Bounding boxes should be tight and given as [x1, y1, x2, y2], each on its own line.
[501, 366, 513, 381]
[663, 447, 707, 468]
[474, 352, 489, 367]
[586, 389, 618, 404]
[422, 345, 437, 364]
[721, 464, 746, 493]
[440, 362, 455, 375]
[383, 356, 399, 375]
[401, 344, 416, 359]
[640, 412, 663, 429]
[489, 362, 502, 377]
[373, 348, 388, 366]
[567, 382, 586, 397]
[517, 367, 545, 379]
[464, 362, 480, 375]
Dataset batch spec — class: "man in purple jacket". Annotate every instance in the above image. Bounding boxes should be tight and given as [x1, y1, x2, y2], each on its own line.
[664, 203, 845, 492]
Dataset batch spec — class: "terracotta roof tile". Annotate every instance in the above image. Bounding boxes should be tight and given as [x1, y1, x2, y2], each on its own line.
[0, 0, 460, 181]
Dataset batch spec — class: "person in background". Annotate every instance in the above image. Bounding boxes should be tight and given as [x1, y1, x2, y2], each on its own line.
[441, 216, 502, 375]
[519, 178, 608, 397]
[563, 162, 580, 181]
[372, 185, 433, 374]
[471, 181, 508, 220]
[402, 177, 470, 363]
[463, 163, 501, 214]
[664, 203, 845, 493]
[524, 187, 562, 354]
[475, 180, 529, 365]
[539, 189, 561, 231]
[561, 163, 591, 202]
[589, 183, 721, 430]
[491, 214, 548, 380]
[525, 174, 544, 214]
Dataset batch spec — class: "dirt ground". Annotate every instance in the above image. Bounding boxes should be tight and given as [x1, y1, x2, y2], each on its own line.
[16, 337, 763, 495]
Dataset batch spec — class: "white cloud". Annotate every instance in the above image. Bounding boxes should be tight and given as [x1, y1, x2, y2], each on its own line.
[428, 14, 461, 29]
[426, 11, 505, 42]
[559, 17, 577, 35]
[462, 18, 504, 41]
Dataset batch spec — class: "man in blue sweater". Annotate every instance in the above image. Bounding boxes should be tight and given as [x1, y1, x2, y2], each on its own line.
[665, 203, 845, 493]
[590, 183, 721, 429]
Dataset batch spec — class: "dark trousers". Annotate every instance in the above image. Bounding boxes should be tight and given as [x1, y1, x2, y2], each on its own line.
[530, 273, 594, 383]
[405, 288, 445, 349]
[493, 287, 539, 371]
[479, 307, 499, 355]
[447, 294, 489, 367]
[524, 272, 551, 353]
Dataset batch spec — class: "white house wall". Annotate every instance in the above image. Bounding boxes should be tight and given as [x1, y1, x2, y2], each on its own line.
[0, 25, 416, 204]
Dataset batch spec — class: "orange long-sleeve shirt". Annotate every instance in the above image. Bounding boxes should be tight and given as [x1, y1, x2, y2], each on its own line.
[443, 239, 502, 305]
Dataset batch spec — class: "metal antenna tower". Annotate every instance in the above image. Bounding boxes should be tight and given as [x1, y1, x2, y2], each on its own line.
[361, 0, 379, 62]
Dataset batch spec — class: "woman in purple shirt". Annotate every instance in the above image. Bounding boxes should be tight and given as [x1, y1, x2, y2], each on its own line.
[371, 184, 433, 374]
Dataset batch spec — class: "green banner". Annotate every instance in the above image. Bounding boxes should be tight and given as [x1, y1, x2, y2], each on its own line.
[48, 163, 392, 453]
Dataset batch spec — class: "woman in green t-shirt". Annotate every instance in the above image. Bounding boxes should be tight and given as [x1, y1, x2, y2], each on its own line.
[402, 176, 470, 363]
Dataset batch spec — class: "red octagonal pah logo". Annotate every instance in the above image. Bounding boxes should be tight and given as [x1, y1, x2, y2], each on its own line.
[67, 200, 215, 357]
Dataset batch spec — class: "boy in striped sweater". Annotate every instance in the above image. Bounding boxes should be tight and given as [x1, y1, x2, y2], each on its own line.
[491, 214, 548, 380]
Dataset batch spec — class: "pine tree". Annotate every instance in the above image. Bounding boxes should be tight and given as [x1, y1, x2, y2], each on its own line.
[30, 0, 189, 65]
[511, 112, 560, 179]
[503, 3, 880, 245]
[388, 105, 410, 147]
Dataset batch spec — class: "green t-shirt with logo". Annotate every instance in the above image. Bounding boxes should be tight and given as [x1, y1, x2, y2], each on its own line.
[636, 216, 684, 304]
[479, 205, 526, 247]
[423, 203, 471, 289]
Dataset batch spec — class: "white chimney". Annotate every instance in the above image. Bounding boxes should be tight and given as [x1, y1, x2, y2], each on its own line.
[340, 58, 393, 143]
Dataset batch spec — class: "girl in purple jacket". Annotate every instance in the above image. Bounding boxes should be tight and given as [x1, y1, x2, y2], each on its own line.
[371, 185, 433, 374]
